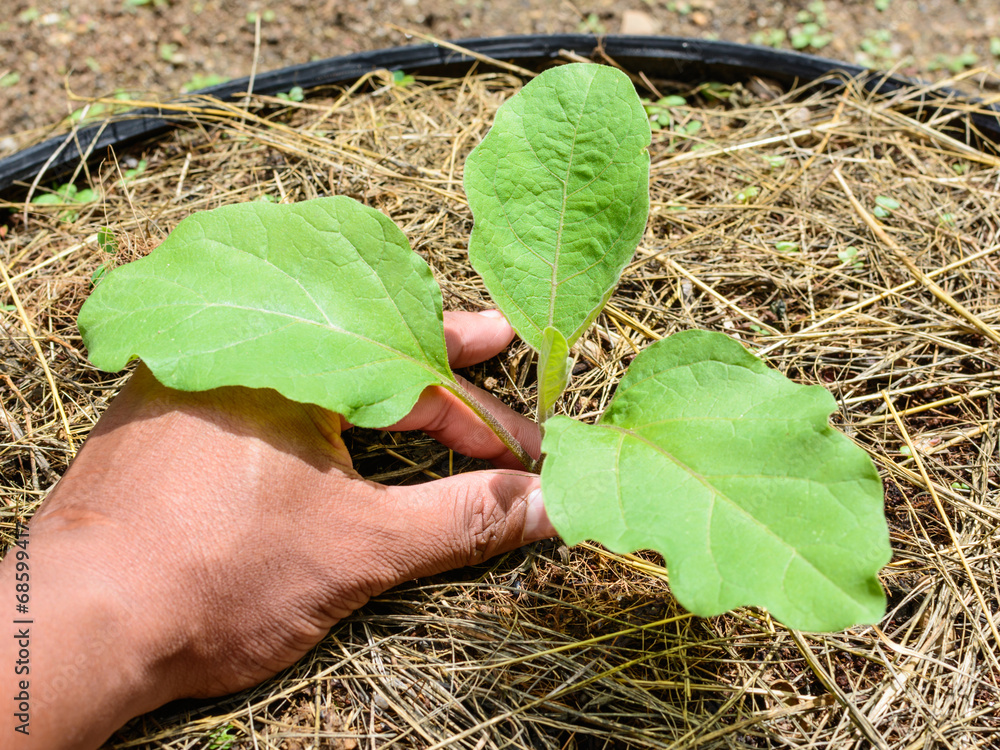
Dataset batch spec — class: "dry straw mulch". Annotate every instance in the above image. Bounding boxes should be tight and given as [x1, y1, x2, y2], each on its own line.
[2, 54, 1000, 749]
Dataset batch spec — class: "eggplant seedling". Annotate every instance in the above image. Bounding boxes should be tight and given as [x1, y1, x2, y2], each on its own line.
[78, 63, 891, 632]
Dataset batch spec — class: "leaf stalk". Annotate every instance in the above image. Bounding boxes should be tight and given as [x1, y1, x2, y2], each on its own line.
[448, 382, 540, 473]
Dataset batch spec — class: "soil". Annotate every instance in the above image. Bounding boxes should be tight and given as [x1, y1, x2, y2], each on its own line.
[2, 0, 999, 159]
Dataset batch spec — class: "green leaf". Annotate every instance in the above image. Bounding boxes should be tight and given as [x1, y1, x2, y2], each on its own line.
[874, 195, 900, 212]
[97, 227, 119, 254]
[537, 326, 572, 423]
[181, 74, 228, 93]
[277, 85, 305, 102]
[811, 33, 833, 49]
[465, 63, 650, 351]
[121, 159, 148, 184]
[90, 264, 108, 286]
[837, 245, 863, 269]
[790, 30, 812, 50]
[78, 197, 456, 428]
[541, 330, 890, 631]
[30, 193, 62, 205]
[681, 120, 703, 136]
[391, 70, 415, 87]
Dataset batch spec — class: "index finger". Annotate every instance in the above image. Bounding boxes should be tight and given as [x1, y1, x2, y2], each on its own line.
[443, 310, 515, 368]
[330, 308, 515, 433]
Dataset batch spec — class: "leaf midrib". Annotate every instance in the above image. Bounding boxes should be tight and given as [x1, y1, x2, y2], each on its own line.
[99, 296, 453, 386]
[550, 77, 589, 328]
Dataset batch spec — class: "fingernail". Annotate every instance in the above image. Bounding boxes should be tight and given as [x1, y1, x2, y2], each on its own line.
[478, 309, 504, 318]
[523, 486, 556, 542]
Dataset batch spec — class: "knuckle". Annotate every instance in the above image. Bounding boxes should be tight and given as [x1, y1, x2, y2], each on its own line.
[462, 490, 508, 563]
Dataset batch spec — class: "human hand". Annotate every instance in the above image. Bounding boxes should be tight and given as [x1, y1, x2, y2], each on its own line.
[1, 310, 552, 749]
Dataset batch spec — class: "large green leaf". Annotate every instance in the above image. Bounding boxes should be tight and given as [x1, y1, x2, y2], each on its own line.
[465, 63, 651, 351]
[541, 330, 890, 631]
[78, 197, 455, 428]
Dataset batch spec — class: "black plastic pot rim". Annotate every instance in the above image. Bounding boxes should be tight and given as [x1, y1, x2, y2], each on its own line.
[2, 34, 999, 199]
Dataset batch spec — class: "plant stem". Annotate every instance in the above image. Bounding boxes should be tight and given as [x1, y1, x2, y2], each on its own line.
[448, 382, 540, 473]
[535, 401, 547, 428]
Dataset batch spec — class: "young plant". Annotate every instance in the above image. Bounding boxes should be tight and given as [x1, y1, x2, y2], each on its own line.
[77, 64, 891, 632]
[873, 194, 901, 218]
[90, 227, 119, 286]
[276, 86, 305, 102]
[31, 182, 100, 222]
[789, 0, 833, 51]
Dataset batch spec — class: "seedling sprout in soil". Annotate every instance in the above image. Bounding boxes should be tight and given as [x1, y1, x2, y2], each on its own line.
[77, 63, 891, 632]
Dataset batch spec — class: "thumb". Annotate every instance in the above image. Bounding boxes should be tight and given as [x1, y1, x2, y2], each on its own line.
[379, 471, 555, 580]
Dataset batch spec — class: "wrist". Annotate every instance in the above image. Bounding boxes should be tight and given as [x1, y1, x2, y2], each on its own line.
[0, 518, 185, 749]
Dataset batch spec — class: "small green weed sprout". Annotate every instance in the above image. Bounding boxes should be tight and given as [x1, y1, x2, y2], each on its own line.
[181, 74, 228, 93]
[873, 195, 901, 218]
[31, 183, 99, 222]
[837, 245, 864, 269]
[276, 86, 305, 102]
[926, 48, 979, 74]
[790, 1, 833, 50]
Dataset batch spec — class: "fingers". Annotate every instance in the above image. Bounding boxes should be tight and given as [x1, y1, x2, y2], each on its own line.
[317, 308, 512, 426]
[388, 376, 540, 469]
[375, 471, 556, 581]
[443, 310, 514, 368]
[388, 309, 538, 469]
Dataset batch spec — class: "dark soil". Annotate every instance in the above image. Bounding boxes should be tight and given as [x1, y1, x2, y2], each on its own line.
[2, 0, 999, 158]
